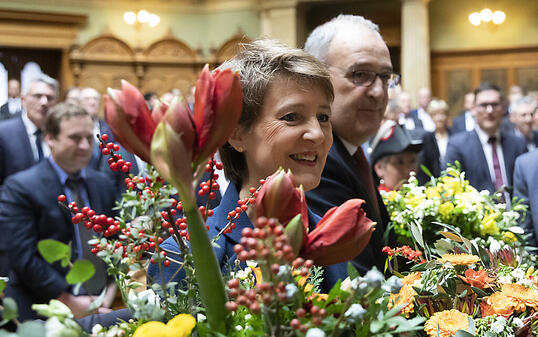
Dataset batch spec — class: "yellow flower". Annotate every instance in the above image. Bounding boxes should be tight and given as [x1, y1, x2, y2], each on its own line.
[133, 314, 196, 337]
[438, 254, 480, 266]
[424, 309, 470, 337]
[404, 194, 422, 208]
[387, 190, 398, 202]
[480, 212, 499, 236]
[425, 187, 441, 199]
[481, 292, 516, 318]
[502, 231, 517, 244]
[388, 272, 421, 318]
[501, 283, 538, 312]
[438, 202, 454, 218]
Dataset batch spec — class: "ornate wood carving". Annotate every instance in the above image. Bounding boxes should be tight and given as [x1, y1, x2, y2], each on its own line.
[211, 34, 251, 64]
[144, 37, 198, 63]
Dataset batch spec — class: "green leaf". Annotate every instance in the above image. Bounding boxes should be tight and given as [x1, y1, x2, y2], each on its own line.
[66, 260, 95, 284]
[0, 279, 5, 296]
[370, 320, 384, 333]
[1, 297, 18, 321]
[420, 164, 432, 177]
[455, 330, 475, 337]
[347, 262, 360, 281]
[409, 221, 424, 249]
[283, 214, 304, 257]
[86, 287, 107, 312]
[18, 321, 46, 337]
[471, 286, 488, 297]
[38, 239, 71, 263]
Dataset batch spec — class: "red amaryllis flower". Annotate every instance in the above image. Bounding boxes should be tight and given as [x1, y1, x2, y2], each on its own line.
[301, 199, 375, 266]
[105, 80, 161, 163]
[192, 65, 243, 166]
[458, 269, 495, 289]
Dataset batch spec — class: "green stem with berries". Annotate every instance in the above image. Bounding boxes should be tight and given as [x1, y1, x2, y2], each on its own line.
[183, 201, 227, 333]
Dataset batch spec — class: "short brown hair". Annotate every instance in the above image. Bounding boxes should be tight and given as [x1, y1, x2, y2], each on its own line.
[45, 103, 93, 137]
[218, 39, 334, 188]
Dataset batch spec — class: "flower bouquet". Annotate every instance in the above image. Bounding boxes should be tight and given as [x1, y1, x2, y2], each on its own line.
[381, 166, 528, 247]
[0, 66, 424, 337]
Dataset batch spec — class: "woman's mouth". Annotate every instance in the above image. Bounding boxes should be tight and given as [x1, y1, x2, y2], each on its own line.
[290, 153, 318, 166]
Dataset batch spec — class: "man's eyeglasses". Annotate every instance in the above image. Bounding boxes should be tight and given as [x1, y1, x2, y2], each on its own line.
[476, 102, 502, 110]
[331, 66, 401, 88]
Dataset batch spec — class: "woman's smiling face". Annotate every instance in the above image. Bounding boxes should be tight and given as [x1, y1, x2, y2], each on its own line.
[234, 77, 333, 191]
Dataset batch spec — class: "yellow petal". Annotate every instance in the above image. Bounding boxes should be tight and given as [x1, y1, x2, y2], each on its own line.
[133, 321, 167, 337]
[166, 314, 196, 337]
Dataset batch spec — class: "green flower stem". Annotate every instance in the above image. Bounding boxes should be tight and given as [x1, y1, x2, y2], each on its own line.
[184, 205, 227, 333]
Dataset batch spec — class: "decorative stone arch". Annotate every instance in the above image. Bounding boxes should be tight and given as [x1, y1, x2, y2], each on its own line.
[73, 34, 135, 62]
[211, 34, 251, 64]
[143, 37, 198, 64]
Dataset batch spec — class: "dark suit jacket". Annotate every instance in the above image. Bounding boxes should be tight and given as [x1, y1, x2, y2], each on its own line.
[148, 183, 348, 293]
[418, 131, 446, 184]
[306, 135, 394, 275]
[451, 112, 468, 135]
[409, 109, 424, 130]
[513, 150, 538, 247]
[0, 160, 117, 320]
[0, 116, 36, 194]
[0, 102, 21, 121]
[444, 130, 527, 194]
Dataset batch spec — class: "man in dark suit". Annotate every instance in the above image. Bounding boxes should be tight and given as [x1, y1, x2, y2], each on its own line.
[409, 87, 435, 132]
[0, 103, 117, 320]
[513, 150, 538, 247]
[509, 96, 538, 152]
[304, 14, 396, 274]
[445, 83, 527, 196]
[451, 92, 475, 134]
[0, 74, 58, 194]
[0, 79, 22, 120]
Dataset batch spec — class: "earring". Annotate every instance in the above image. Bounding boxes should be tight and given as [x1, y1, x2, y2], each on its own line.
[380, 178, 385, 185]
[237, 146, 244, 153]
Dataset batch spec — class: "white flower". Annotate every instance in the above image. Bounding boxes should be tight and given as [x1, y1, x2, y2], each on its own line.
[246, 260, 258, 268]
[45, 317, 80, 337]
[197, 313, 206, 322]
[285, 284, 299, 299]
[490, 319, 505, 333]
[305, 328, 326, 337]
[498, 275, 513, 284]
[235, 325, 243, 331]
[489, 239, 502, 253]
[512, 317, 524, 328]
[512, 268, 525, 280]
[344, 303, 366, 322]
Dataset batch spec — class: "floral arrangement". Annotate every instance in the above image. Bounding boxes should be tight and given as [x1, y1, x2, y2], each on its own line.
[381, 166, 528, 246]
[0, 66, 424, 337]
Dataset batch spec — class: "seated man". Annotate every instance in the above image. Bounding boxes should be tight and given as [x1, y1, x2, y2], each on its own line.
[0, 103, 117, 320]
[513, 150, 538, 247]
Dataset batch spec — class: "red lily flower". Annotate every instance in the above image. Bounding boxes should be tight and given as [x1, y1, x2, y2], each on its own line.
[458, 269, 495, 289]
[301, 199, 375, 266]
[105, 80, 161, 163]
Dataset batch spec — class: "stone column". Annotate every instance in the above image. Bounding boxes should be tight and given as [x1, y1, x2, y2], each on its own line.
[260, 0, 299, 48]
[401, 0, 431, 106]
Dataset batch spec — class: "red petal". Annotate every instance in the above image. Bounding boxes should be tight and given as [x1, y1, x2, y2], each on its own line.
[120, 80, 157, 148]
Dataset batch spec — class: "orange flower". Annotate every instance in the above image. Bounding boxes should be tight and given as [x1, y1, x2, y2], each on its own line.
[388, 273, 421, 318]
[480, 292, 515, 318]
[501, 283, 538, 312]
[424, 309, 470, 337]
[458, 269, 495, 289]
[438, 254, 480, 266]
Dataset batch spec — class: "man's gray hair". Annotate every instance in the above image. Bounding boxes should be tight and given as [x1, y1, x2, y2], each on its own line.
[22, 73, 59, 97]
[304, 14, 381, 63]
[511, 95, 538, 113]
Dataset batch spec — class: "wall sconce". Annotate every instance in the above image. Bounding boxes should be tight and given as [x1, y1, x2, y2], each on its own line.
[124, 10, 160, 27]
[469, 8, 505, 26]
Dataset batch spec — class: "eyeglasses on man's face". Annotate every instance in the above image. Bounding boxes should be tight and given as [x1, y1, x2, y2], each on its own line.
[476, 102, 502, 110]
[331, 66, 401, 88]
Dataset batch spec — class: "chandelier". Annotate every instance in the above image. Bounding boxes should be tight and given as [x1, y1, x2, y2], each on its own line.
[468, 8, 506, 26]
[123, 10, 160, 27]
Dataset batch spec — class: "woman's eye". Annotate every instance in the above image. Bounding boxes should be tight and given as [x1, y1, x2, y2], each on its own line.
[280, 112, 298, 122]
[317, 113, 330, 123]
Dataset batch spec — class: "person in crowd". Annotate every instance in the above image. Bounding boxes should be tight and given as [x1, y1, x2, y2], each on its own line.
[149, 39, 356, 292]
[64, 86, 82, 106]
[80, 87, 112, 169]
[0, 79, 22, 120]
[513, 150, 538, 247]
[370, 121, 422, 192]
[0, 103, 117, 320]
[383, 99, 401, 124]
[143, 91, 158, 111]
[417, 99, 451, 183]
[509, 96, 538, 152]
[0, 74, 58, 194]
[445, 82, 527, 196]
[409, 87, 435, 132]
[451, 92, 475, 134]
[398, 91, 422, 131]
[304, 14, 396, 274]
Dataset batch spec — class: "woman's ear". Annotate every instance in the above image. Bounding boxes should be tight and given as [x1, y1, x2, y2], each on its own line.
[228, 126, 246, 153]
[374, 161, 384, 179]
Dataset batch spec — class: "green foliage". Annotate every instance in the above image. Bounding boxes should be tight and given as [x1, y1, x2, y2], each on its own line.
[37, 239, 71, 265]
[66, 260, 95, 284]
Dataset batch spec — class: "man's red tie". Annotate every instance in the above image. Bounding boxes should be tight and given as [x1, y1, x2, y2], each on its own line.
[488, 136, 504, 191]
[354, 147, 381, 220]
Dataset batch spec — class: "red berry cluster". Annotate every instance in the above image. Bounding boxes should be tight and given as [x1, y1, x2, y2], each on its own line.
[59, 195, 121, 238]
[382, 245, 423, 262]
[290, 304, 327, 332]
[220, 180, 264, 235]
[98, 134, 132, 173]
[198, 158, 222, 202]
